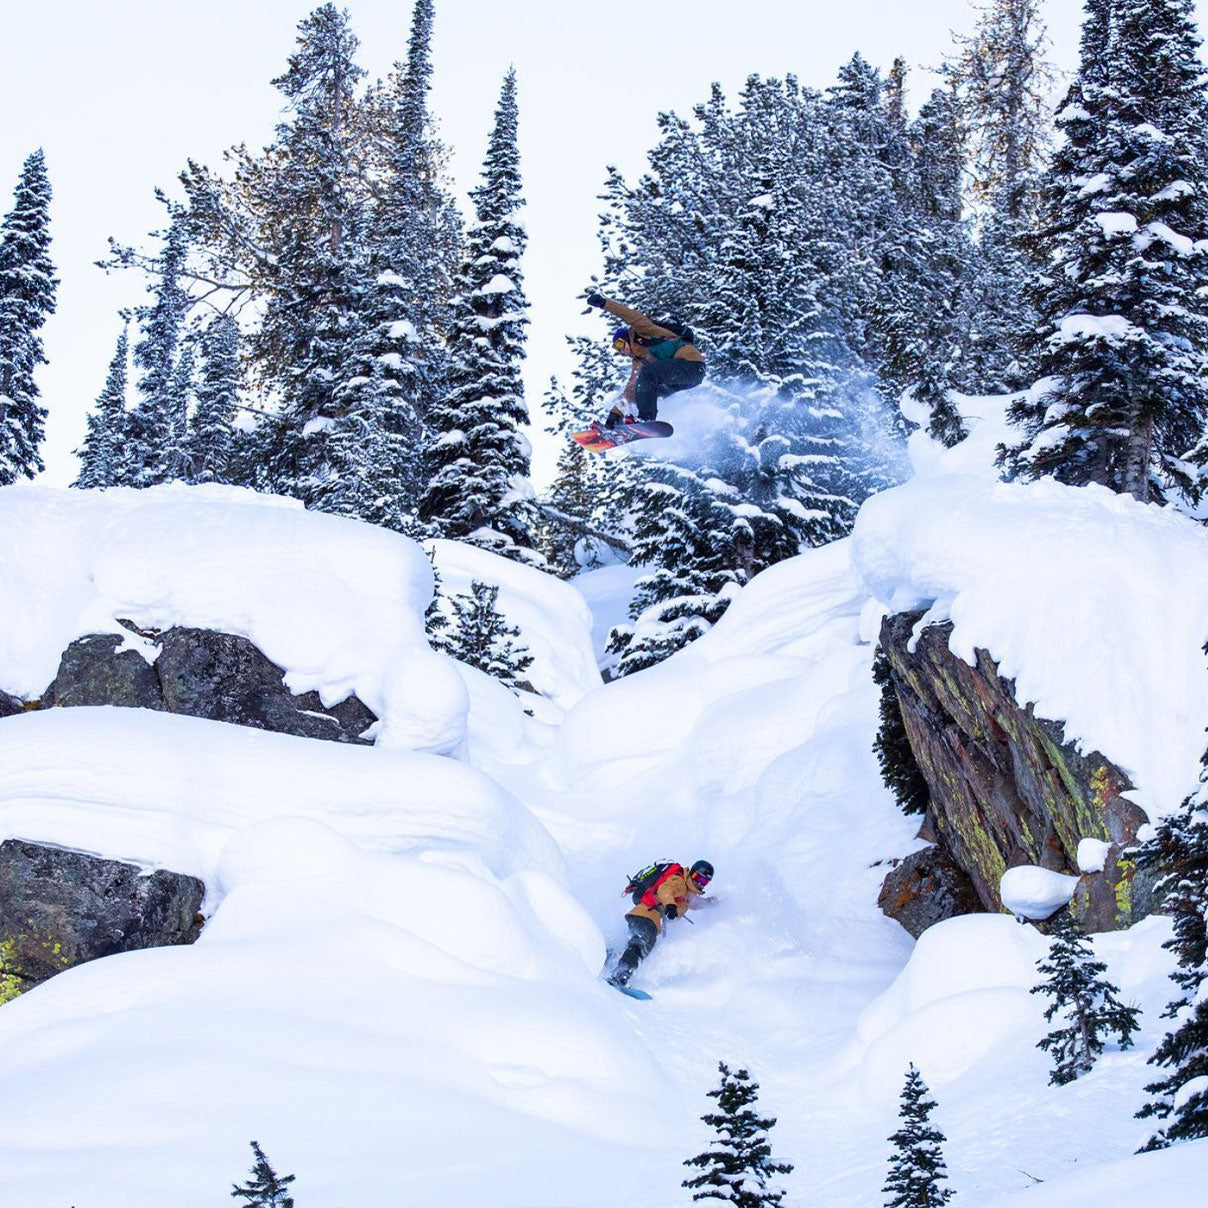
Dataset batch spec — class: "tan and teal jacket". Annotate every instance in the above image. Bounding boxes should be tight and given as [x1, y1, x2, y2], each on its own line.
[626, 864, 705, 934]
[602, 298, 705, 402]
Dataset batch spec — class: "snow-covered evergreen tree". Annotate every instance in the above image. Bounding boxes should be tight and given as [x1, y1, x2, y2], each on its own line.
[946, 0, 1055, 395]
[0, 149, 57, 485]
[874, 80, 973, 443]
[73, 325, 130, 489]
[183, 314, 240, 483]
[1137, 774, 1208, 1148]
[682, 1062, 793, 1208]
[1004, 0, 1208, 502]
[1031, 909, 1140, 1085]
[421, 68, 538, 560]
[883, 1064, 953, 1208]
[334, 0, 461, 532]
[125, 215, 190, 487]
[249, 3, 370, 507]
[443, 579, 534, 692]
[231, 1141, 295, 1208]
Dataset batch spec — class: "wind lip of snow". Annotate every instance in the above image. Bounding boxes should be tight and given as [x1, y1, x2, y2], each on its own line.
[0, 483, 468, 754]
[849, 395, 1208, 817]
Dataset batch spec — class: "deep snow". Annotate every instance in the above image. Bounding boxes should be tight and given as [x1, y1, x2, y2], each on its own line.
[0, 399, 1203, 1207]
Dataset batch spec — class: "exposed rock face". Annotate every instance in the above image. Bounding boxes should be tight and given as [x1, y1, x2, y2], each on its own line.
[28, 626, 377, 744]
[0, 690, 23, 718]
[0, 840, 204, 1002]
[877, 846, 984, 939]
[879, 611, 1150, 932]
[42, 634, 167, 710]
[154, 628, 377, 743]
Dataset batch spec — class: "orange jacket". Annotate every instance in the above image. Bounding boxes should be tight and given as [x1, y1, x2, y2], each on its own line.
[626, 863, 704, 934]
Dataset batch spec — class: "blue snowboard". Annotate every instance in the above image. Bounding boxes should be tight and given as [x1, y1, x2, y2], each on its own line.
[611, 982, 652, 1001]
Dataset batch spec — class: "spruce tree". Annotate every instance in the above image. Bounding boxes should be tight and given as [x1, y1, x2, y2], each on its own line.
[231, 1141, 295, 1208]
[1031, 909, 1140, 1086]
[1137, 780, 1208, 1148]
[183, 314, 240, 483]
[334, 0, 461, 532]
[946, 0, 1055, 395]
[421, 68, 537, 561]
[1003, 0, 1208, 501]
[0, 149, 57, 485]
[682, 1062, 793, 1208]
[883, 1065, 953, 1208]
[74, 325, 130, 489]
[444, 580, 534, 692]
[126, 215, 190, 487]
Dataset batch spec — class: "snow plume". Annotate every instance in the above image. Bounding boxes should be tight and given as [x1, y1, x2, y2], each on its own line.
[629, 375, 910, 539]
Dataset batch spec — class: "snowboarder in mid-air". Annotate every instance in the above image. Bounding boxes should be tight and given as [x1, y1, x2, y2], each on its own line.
[608, 859, 714, 996]
[577, 293, 706, 446]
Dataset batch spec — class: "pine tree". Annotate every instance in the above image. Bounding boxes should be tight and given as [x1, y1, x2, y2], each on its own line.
[1136, 778, 1208, 1148]
[1031, 909, 1140, 1085]
[0, 149, 57, 485]
[231, 1141, 295, 1208]
[183, 314, 240, 483]
[682, 1062, 793, 1208]
[126, 215, 190, 487]
[883, 1065, 953, 1208]
[1004, 0, 1208, 502]
[73, 324, 130, 489]
[444, 579, 534, 691]
[421, 68, 537, 561]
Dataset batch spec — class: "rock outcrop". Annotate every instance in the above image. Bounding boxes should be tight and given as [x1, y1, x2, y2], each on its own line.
[877, 845, 984, 939]
[0, 840, 204, 1002]
[30, 626, 377, 744]
[879, 611, 1153, 933]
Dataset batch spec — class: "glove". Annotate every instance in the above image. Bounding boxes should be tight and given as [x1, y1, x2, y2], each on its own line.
[663, 903, 679, 920]
[586, 292, 606, 309]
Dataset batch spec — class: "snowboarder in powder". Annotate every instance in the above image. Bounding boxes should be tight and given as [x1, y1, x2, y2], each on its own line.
[585, 293, 706, 428]
[609, 859, 714, 990]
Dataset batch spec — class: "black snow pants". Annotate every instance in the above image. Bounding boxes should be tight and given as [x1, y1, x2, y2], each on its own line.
[610, 915, 659, 986]
[633, 357, 706, 421]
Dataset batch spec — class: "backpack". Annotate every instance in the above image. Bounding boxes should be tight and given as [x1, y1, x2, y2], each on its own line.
[634, 317, 696, 360]
[623, 860, 682, 905]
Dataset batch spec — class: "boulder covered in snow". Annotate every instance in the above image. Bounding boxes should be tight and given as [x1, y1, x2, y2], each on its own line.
[0, 839, 204, 1001]
[43, 633, 167, 711]
[877, 843, 984, 938]
[0, 691, 23, 719]
[878, 612, 1149, 930]
[36, 627, 379, 744]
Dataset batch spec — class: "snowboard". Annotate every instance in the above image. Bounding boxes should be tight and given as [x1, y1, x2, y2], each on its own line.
[571, 420, 674, 453]
[609, 981, 652, 1001]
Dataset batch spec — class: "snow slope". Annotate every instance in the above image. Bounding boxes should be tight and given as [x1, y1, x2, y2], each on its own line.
[0, 449, 1201, 1206]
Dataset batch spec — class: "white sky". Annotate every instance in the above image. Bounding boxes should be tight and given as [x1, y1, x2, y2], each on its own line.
[0, 0, 1180, 487]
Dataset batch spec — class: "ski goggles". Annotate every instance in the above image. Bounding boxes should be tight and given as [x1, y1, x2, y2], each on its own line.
[690, 870, 711, 889]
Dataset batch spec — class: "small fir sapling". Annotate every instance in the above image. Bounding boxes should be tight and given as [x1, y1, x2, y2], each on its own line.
[1031, 908, 1140, 1086]
[231, 1141, 296, 1208]
[445, 579, 534, 691]
[883, 1064, 953, 1208]
[682, 1061, 793, 1208]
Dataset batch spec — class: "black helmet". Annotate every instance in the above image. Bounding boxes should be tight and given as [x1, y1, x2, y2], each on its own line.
[689, 859, 714, 888]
